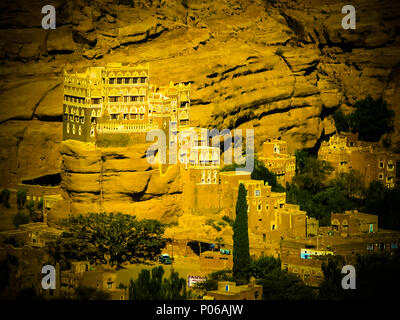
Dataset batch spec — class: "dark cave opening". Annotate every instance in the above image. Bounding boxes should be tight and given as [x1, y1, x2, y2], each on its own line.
[21, 173, 61, 186]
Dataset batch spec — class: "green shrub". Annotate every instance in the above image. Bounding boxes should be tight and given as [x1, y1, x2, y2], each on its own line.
[37, 198, 43, 211]
[1, 188, 10, 208]
[16, 188, 27, 209]
[26, 199, 35, 216]
[275, 47, 284, 57]
[13, 210, 30, 227]
[205, 219, 222, 232]
[222, 215, 234, 227]
[333, 109, 350, 133]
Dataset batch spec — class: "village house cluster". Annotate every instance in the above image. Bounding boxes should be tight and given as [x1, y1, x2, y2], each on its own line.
[318, 132, 397, 189]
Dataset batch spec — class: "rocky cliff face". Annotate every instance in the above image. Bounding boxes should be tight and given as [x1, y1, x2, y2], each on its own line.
[55, 140, 182, 222]
[0, 0, 399, 203]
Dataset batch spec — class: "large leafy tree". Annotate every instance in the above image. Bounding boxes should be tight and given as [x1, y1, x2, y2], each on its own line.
[333, 170, 365, 199]
[287, 152, 357, 226]
[47, 212, 167, 269]
[319, 252, 400, 300]
[233, 183, 251, 281]
[333, 96, 394, 142]
[348, 96, 394, 142]
[293, 156, 333, 194]
[251, 158, 284, 192]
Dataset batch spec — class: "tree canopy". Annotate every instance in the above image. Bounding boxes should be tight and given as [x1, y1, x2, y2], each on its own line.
[129, 266, 187, 300]
[233, 183, 251, 281]
[221, 158, 284, 192]
[251, 158, 284, 192]
[333, 96, 394, 142]
[47, 212, 167, 268]
[319, 251, 400, 300]
[293, 154, 333, 194]
[287, 152, 361, 226]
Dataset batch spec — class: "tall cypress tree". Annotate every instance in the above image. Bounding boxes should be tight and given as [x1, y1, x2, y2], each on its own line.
[233, 183, 251, 281]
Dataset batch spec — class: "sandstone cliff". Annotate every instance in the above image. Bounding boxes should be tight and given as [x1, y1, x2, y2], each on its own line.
[0, 0, 399, 227]
[55, 139, 182, 222]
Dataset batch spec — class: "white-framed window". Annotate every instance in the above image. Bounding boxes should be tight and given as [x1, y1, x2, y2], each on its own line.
[90, 126, 95, 137]
[78, 126, 82, 136]
[66, 123, 70, 134]
[72, 124, 76, 135]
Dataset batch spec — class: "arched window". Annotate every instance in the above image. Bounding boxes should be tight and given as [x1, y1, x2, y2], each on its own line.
[201, 170, 205, 184]
[180, 111, 188, 119]
[332, 219, 340, 231]
[130, 107, 138, 120]
[342, 220, 349, 232]
[207, 171, 211, 184]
